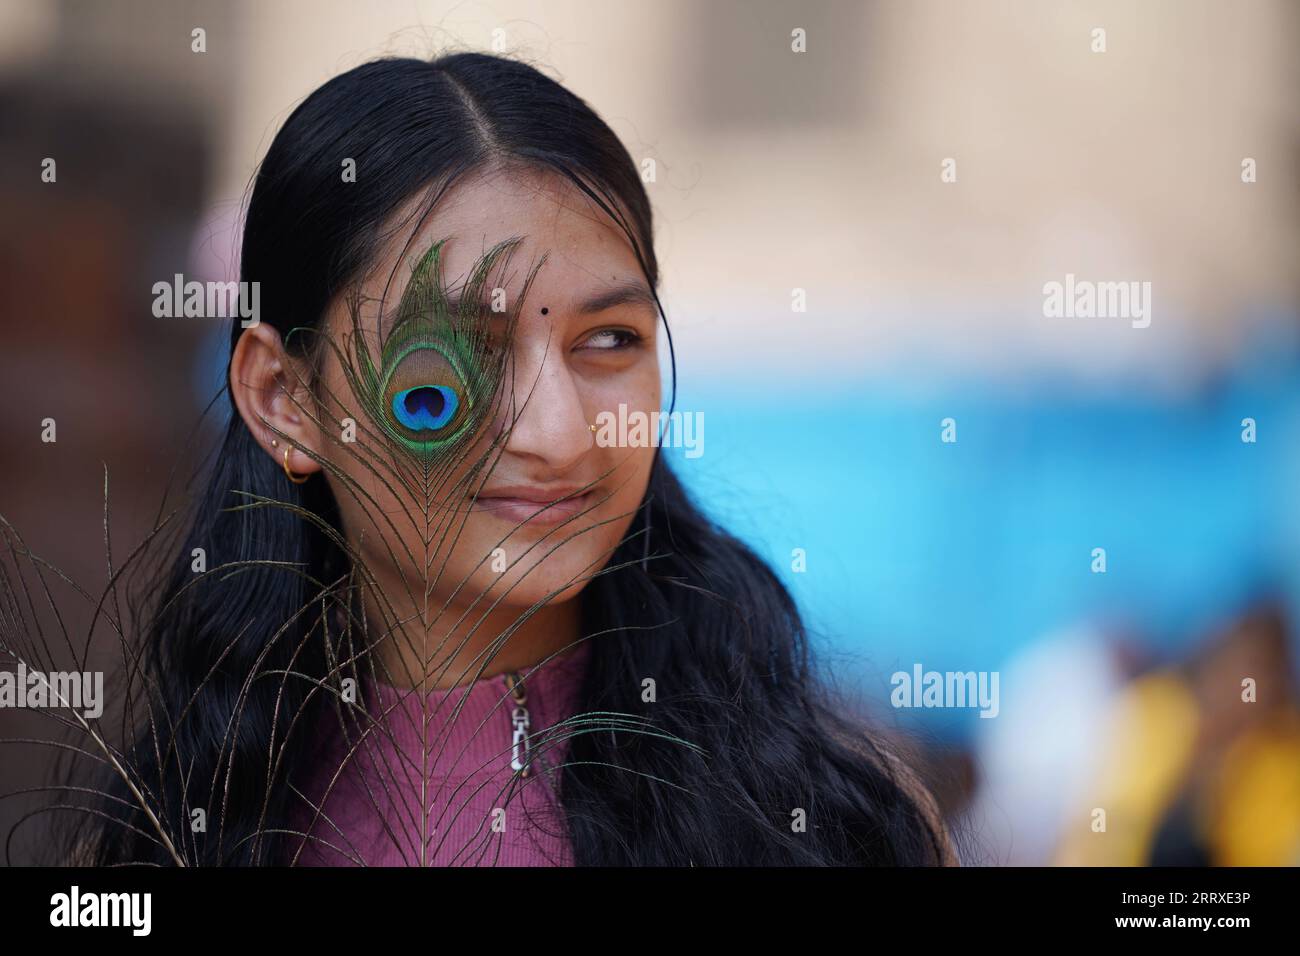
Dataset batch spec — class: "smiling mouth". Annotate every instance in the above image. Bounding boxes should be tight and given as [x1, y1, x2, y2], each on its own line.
[469, 489, 596, 525]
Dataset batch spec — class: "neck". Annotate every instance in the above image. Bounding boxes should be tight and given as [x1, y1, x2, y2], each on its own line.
[362, 585, 581, 692]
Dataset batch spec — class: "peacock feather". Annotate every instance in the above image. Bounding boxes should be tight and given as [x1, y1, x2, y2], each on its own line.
[339, 236, 528, 463]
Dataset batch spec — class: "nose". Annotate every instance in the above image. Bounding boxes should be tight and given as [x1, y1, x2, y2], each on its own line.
[498, 337, 591, 473]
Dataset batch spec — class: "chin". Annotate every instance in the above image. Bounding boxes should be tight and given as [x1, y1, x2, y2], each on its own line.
[472, 557, 600, 609]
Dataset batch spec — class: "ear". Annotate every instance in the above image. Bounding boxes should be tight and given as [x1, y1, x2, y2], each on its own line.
[229, 323, 324, 477]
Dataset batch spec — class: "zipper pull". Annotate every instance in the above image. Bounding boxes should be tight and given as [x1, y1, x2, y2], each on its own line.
[505, 671, 531, 778]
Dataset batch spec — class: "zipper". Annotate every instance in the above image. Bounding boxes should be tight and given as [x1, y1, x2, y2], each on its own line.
[504, 671, 532, 778]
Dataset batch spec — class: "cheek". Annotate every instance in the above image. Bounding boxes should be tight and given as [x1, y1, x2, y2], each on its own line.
[588, 359, 661, 451]
[588, 359, 660, 413]
[583, 359, 660, 504]
[319, 352, 659, 603]
[320, 422, 486, 573]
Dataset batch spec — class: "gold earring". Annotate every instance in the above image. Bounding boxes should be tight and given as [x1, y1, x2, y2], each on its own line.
[283, 446, 310, 484]
[589, 424, 597, 432]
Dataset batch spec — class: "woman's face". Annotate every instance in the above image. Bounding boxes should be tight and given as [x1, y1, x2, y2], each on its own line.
[310, 165, 661, 620]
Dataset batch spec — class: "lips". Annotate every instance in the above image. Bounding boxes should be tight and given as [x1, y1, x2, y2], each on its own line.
[470, 485, 596, 525]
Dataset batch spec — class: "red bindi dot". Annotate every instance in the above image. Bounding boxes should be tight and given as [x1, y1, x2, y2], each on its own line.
[540, 307, 549, 315]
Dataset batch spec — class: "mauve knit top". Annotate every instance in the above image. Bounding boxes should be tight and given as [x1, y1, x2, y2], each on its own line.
[284, 640, 591, 867]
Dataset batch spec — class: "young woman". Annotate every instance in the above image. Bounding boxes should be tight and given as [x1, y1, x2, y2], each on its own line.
[67, 52, 956, 866]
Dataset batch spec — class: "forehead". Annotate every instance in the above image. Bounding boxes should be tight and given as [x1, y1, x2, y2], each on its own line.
[371, 165, 645, 310]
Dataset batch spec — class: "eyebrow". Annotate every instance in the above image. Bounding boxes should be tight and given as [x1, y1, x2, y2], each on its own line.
[442, 278, 658, 318]
[574, 279, 659, 316]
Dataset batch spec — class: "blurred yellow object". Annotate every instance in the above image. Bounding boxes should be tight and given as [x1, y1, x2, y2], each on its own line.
[1054, 673, 1199, 866]
[1206, 714, 1300, 866]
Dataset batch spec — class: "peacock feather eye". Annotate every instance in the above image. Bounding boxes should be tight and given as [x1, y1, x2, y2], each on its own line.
[379, 341, 472, 452]
[392, 384, 458, 432]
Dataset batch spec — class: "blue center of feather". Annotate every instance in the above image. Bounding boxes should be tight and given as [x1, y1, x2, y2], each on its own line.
[392, 385, 458, 432]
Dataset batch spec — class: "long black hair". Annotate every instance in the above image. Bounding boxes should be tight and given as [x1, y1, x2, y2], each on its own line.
[70, 52, 952, 866]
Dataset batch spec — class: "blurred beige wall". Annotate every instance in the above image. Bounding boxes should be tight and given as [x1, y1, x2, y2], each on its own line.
[2, 0, 1295, 384]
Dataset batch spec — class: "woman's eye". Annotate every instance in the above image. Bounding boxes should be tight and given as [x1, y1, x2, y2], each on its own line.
[579, 329, 639, 350]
